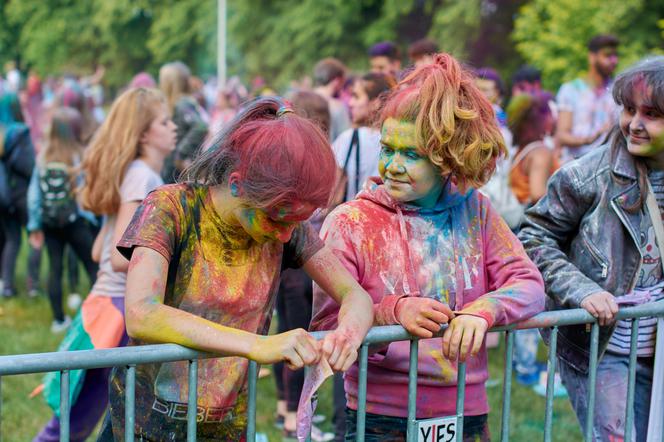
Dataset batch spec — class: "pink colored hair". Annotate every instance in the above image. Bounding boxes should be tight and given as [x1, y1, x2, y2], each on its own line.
[380, 53, 507, 190]
[182, 97, 336, 209]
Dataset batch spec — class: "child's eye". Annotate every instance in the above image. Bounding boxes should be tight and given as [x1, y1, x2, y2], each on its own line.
[405, 151, 420, 160]
[381, 145, 395, 155]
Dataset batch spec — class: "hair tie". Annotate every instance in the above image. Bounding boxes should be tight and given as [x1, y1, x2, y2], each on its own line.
[276, 105, 294, 117]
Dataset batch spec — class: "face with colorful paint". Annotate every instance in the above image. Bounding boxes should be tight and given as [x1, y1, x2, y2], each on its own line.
[379, 118, 445, 208]
[620, 85, 664, 166]
[233, 201, 316, 244]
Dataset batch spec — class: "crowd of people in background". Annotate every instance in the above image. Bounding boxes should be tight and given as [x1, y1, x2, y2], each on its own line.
[1, 30, 662, 442]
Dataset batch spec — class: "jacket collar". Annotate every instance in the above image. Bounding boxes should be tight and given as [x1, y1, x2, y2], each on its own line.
[611, 142, 638, 181]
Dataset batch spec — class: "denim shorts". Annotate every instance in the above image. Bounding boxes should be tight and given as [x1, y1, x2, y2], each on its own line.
[345, 408, 490, 441]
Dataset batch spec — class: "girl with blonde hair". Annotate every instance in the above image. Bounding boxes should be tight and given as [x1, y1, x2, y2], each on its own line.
[311, 53, 546, 440]
[33, 88, 176, 442]
[158, 61, 208, 183]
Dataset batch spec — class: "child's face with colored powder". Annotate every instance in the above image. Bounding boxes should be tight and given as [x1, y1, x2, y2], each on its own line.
[234, 201, 316, 244]
[620, 85, 664, 164]
[379, 118, 444, 208]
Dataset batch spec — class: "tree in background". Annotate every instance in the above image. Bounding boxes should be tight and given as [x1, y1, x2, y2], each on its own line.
[0, 0, 662, 94]
[513, 0, 664, 92]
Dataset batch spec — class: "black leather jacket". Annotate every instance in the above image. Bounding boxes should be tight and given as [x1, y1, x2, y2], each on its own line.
[519, 143, 645, 373]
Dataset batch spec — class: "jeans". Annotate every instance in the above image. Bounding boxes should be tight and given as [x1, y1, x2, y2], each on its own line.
[0, 211, 22, 293]
[345, 408, 490, 441]
[273, 269, 313, 411]
[558, 352, 653, 442]
[514, 329, 540, 376]
[43, 218, 98, 321]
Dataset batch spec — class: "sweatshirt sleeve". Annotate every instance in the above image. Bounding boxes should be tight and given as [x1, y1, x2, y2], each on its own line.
[518, 163, 604, 308]
[310, 207, 361, 331]
[459, 195, 546, 327]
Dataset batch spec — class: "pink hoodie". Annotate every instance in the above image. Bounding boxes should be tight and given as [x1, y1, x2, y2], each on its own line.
[311, 178, 545, 418]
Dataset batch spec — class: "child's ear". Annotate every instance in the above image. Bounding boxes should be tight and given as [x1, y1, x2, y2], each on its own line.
[229, 172, 242, 197]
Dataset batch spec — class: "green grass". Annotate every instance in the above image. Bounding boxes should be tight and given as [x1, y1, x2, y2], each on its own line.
[0, 240, 582, 441]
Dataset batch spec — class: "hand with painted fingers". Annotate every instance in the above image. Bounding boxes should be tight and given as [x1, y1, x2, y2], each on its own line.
[442, 315, 489, 363]
[580, 291, 619, 326]
[320, 327, 362, 372]
[248, 328, 321, 370]
[395, 297, 455, 338]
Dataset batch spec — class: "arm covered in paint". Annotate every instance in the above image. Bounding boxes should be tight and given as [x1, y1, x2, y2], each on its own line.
[124, 246, 320, 369]
[304, 246, 374, 371]
[458, 193, 545, 327]
[310, 205, 406, 333]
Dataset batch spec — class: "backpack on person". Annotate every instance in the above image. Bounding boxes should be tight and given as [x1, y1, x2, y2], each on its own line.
[39, 162, 78, 228]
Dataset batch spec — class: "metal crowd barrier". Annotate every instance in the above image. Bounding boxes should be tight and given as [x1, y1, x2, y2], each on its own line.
[1, 303, 664, 442]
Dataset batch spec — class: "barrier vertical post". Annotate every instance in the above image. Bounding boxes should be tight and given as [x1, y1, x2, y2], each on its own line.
[60, 370, 70, 442]
[187, 359, 198, 441]
[247, 361, 258, 441]
[355, 344, 369, 442]
[584, 323, 600, 441]
[500, 331, 514, 442]
[406, 339, 419, 442]
[543, 327, 558, 442]
[125, 365, 136, 442]
[455, 362, 466, 442]
[624, 319, 639, 442]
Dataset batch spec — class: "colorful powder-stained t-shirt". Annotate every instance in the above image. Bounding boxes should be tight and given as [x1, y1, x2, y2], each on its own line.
[110, 183, 323, 439]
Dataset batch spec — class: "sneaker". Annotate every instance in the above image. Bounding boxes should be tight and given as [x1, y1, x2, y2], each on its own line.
[67, 293, 82, 310]
[28, 289, 41, 298]
[310, 425, 335, 442]
[533, 371, 568, 398]
[2, 288, 15, 298]
[51, 316, 72, 333]
[312, 414, 326, 424]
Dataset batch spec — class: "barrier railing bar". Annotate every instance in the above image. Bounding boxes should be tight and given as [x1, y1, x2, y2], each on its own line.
[247, 361, 258, 441]
[584, 323, 599, 441]
[624, 318, 639, 442]
[125, 365, 136, 442]
[60, 370, 70, 442]
[187, 359, 198, 442]
[500, 330, 514, 442]
[3, 305, 664, 378]
[355, 343, 369, 442]
[455, 362, 466, 442]
[406, 339, 419, 442]
[543, 326, 558, 442]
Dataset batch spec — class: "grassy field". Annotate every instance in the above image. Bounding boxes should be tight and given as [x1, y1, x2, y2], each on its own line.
[0, 240, 583, 441]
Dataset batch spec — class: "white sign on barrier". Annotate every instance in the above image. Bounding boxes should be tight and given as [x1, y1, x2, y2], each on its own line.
[416, 415, 457, 442]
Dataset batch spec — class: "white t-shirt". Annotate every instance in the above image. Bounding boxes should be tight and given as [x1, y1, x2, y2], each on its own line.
[332, 127, 381, 201]
[556, 78, 617, 163]
[90, 160, 164, 297]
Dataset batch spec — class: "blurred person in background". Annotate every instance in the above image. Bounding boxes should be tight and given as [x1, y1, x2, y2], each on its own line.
[313, 57, 351, 142]
[368, 41, 402, 78]
[159, 61, 209, 183]
[332, 73, 395, 201]
[0, 92, 35, 298]
[507, 92, 557, 206]
[506, 92, 562, 393]
[555, 34, 619, 163]
[129, 72, 157, 90]
[511, 65, 542, 97]
[408, 38, 439, 69]
[27, 107, 99, 333]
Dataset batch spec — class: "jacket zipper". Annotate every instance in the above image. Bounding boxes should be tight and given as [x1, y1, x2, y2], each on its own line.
[581, 234, 608, 278]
